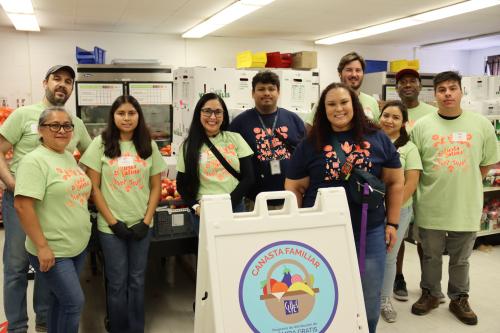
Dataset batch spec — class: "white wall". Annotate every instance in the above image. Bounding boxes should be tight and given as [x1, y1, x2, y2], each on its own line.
[0, 28, 472, 113]
[466, 46, 500, 75]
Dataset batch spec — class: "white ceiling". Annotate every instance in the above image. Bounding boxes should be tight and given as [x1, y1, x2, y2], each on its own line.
[1, 0, 499, 49]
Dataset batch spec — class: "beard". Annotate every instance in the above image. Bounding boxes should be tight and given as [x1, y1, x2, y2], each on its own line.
[45, 87, 69, 106]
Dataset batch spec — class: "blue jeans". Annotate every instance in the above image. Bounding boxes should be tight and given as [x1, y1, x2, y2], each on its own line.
[381, 206, 412, 297]
[355, 223, 386, 333]
[190, 200, 245, 236]
[2, 190, 49, 332]
[99, 229, 152, 333]
[28, 250, 87, 333]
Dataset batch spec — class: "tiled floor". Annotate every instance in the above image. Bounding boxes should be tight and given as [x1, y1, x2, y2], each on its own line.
[1, 229, 500, 332]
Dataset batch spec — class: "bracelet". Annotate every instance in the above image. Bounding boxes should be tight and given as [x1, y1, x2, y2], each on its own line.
[386, 222, 399, 230]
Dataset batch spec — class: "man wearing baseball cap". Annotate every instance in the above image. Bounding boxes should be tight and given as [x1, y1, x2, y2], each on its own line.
[395, 68, 437, 130]
[0, 65, 91, 332]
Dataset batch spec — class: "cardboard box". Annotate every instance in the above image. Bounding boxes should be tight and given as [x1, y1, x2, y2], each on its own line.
[462, 76, 489, 101]
[292, 51, 317, 69]
[272, 69, 313, 112]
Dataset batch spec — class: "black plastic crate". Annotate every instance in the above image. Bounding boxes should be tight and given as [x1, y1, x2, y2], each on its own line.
[153, 206, 193, 238]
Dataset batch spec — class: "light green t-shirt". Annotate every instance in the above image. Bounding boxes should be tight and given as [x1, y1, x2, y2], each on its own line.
[15, 145, 92, 257]
[397, 141, 422, 208]
[0, 102, 92, 176]
[411, 111, 498, 231]
[407, 102, 437, 131]
[176, 131, 253, 200]
[305, 91, 380, 125]
[80, 136, 167, 233]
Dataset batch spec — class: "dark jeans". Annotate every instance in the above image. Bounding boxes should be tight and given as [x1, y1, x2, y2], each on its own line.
[28, 250, 87, 333]
[99, 229, 152, 333]
[3, 190, 49, 332]
[355, 224, 386, 333]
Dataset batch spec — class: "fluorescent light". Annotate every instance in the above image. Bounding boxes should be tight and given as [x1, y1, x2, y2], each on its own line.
[0, 0, 33, 14]
[7, 13, 40, 31]
[183, 0, 275, 38]
[316, 0, 500, 45]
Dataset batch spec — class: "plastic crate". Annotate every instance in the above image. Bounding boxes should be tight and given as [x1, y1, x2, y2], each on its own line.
[153, 206, 193, 238]
[76, 46, 106, 64]
[365, 60, 388, 73]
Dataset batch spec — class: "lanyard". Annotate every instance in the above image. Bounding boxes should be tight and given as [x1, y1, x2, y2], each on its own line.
[256, 109, 279, 140]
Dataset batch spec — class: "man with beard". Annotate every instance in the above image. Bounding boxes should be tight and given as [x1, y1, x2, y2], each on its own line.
[0, 65, 91, 333]
[305, 51, 380, 130]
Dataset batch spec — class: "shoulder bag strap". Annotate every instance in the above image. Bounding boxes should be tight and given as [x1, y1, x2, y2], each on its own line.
[204, 136, 241, 181]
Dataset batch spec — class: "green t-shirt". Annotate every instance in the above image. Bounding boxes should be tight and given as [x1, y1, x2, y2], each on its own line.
[15, 145, 92, 257]
[397, 141, 422, 208]
[305, 91, 380, 125]
[176, 131, 253, 200]
[79, 136, 167, 233]
[411, 111, 498, 231]
[407, 102, 437, 131]
[0, 102, 92, 176]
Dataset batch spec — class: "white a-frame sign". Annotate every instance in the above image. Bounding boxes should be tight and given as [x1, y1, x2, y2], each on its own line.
[194, 188, 368, 333]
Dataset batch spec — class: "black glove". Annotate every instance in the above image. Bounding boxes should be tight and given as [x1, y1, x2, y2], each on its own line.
[130, 221, 150, 240]
[110, 221, 133, 240]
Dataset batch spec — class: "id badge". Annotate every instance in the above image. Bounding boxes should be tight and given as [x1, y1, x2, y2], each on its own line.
[117, 156, 134, 167]
[452, 132, 467, 142]
[270, 160, 281, 175]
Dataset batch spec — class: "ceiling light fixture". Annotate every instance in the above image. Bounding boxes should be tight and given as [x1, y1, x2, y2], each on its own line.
[182, 0, 275, 38]
[7, 13, 40, 31]
[0, 0, 39, 31]
[315, 0, 500, 45]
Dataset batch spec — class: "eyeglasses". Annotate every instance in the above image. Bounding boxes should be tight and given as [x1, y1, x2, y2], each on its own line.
[201, 108, 224, 118]
[40, 123, 75, 132]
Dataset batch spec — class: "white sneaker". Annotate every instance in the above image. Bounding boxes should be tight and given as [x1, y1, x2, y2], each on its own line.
[381, 296, 397, 323]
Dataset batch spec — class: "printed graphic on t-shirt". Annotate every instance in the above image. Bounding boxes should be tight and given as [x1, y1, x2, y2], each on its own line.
[55, 167, 91, 207]
[431, 132, 472, 172]
[323, 141, 372, 181]
[200, 143, 238, 181]
[254, 126, 291, 162]
[108, 152, 148, 192]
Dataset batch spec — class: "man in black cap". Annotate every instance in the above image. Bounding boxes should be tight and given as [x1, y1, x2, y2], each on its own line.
[0, 65, 91, 332]
[391, 68, 438, 305]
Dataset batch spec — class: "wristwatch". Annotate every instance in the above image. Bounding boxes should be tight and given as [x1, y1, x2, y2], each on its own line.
[386, 222, 399, 230]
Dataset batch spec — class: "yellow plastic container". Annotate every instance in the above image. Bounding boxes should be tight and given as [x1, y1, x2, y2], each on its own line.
[237, 51, 267, 68]
[390, 59, 420, 73]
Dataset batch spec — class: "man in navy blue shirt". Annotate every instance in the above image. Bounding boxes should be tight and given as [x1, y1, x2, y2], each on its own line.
[230, 70, 305, 207]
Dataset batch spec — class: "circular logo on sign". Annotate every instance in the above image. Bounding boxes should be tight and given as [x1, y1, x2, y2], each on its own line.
[239, 240, 338, 332]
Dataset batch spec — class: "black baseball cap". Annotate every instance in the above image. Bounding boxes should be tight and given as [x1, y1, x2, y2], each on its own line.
[395, 68, 420, 83]
[45, 65, 76, 80]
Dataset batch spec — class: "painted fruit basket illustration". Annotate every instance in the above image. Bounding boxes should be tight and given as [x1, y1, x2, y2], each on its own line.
[259, 259, 320, 323]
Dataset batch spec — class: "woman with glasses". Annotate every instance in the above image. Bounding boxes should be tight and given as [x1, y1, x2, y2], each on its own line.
[80, 95, 166, 333]
[14, 106, 92, 333]
[176, 92, 254, 235]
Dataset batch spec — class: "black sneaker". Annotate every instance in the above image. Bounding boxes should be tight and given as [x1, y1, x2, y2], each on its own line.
[393, 277, 408, 301]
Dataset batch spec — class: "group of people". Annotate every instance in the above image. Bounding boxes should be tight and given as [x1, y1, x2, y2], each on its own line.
[1, 66, 165, 333]
[0, 49, 497, 333]
[175, 52, 497, 333]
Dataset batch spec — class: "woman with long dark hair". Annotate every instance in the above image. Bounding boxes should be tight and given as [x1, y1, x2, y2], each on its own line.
[80, 95, 166, 333]
[378, 100, 422, 323]
[176, 92, 254, 234]
[285, 82, 404, 333]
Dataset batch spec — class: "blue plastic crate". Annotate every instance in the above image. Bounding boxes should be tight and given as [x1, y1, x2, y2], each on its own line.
[365, 60, 388, 73]
[76, 46, 106, 64]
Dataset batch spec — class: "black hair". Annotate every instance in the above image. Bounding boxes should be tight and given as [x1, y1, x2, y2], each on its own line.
[337, 52, 366, 73]
[379, 100, 409, 149]
[181, 93, 230, 202]
[102, 95, 152, 159]
[252, 70, 280, 91]
[433, 71, 462, 92]
[308, 82, 378, 152]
